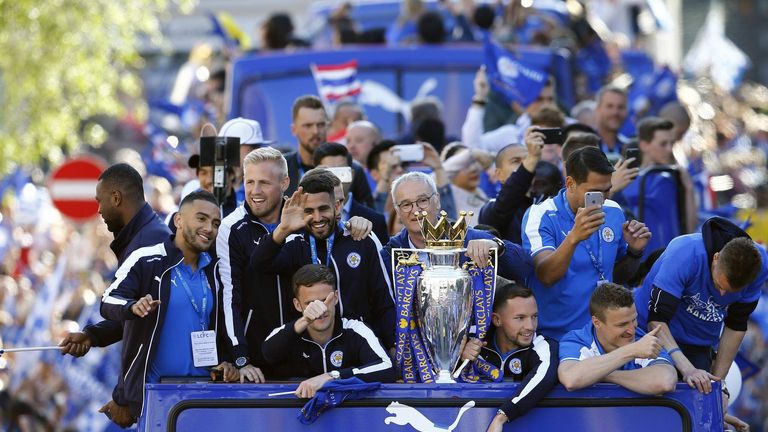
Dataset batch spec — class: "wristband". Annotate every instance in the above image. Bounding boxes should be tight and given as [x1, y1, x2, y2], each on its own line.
[722, 386, 730, 398]
[496, 409, 509, 423]
[667, 347, 681, 356]
[626, 247, 644, 259]
[472, 98, 487, 106]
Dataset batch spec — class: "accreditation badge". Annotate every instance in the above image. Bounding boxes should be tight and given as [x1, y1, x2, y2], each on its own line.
[191, 330, 219, 368]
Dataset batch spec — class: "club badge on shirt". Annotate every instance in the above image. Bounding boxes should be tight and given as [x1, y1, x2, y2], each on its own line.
[509, 358, 523, 375]
[347, 252, 361, 268]
[601, 227, 615, 242]
[330, 350, 344, 367]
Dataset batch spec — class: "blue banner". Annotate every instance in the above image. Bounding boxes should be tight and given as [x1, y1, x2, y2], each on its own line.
[459, 264, 501, 383]
[394, 258, 435, 383]
[483, 37, 551, 107]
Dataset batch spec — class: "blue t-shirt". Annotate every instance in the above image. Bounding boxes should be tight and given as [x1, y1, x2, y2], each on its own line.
[560, 322, 672, 369]
[522, 188, 628, 339]
[614, 172, 681, 259]
[635, 234, 767, 346]
[148, 253, 214, 383]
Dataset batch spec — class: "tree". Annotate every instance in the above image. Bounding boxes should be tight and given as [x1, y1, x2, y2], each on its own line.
[0, 0, 195, 174]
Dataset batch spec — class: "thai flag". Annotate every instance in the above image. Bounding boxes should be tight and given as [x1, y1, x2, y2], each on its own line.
[311, 60, 362, 103]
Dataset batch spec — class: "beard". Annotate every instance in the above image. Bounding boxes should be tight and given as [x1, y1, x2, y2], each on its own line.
[182, 225, 212, 253]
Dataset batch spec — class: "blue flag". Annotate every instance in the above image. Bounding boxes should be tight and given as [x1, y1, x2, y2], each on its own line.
[620, 64, 679, 137]
[576, 40, 611, 93]
[483, 37, 551, 107]
[298, 377, 380, 424]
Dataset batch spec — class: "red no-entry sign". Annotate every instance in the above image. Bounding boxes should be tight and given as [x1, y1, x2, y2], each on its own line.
[49, 157, 106, 222]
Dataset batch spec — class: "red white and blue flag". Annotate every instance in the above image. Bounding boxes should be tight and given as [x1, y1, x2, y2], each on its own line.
[311, 60, 362, 103]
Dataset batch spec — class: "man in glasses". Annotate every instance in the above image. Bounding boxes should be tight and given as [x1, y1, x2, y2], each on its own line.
[380, 171, 532, 283]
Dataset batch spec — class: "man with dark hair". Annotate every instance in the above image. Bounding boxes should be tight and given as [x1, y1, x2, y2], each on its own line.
[417, 11, 446, 44]
[314, 143, 388, 244]
[459, 283, 558, 431]
[478, 127, 543, 244]
[531, 161, 563, 200]
[286, 95, 328, 192]
[612, 116, 690, 254]
[100, 190, 236, 426]
[262, 264, 395, 397]
[217, 147, 297, 384]
[560, 133, 600, 171]
[636, 117, 675, 165]
[251, 168, 396, 351]
[285, 95, 374, 206]
[594, 85, 629, 157]
[558, 283, 677, 394]
[59, 162, 171, 426]
[635, 217, 768, 403]
[522, 147, 651, 339]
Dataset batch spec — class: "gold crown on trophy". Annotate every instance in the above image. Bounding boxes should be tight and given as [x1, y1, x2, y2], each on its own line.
[417, 210, 473, 249]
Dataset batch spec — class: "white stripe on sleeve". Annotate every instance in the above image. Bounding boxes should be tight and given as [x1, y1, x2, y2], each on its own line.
[102, 243, 166, 305]
[345, 319, 392, 376]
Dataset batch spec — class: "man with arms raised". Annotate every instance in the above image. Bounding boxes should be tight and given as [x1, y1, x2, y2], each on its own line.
[262, 264, 395, 397]
[251, 168, 395, 350]
[460, 283, 558, 431]
[558, 283, 677, 395]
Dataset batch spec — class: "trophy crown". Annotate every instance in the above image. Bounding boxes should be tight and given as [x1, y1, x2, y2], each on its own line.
[417, 210, 473, 249]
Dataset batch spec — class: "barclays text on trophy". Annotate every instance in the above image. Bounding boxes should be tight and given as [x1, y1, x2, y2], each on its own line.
[391, 210, 497, 384]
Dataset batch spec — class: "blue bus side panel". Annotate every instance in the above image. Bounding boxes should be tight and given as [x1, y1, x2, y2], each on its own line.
[143, 382, 722, 432]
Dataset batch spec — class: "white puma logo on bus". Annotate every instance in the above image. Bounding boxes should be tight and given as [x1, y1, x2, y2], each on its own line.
[383, 400, 475, 432]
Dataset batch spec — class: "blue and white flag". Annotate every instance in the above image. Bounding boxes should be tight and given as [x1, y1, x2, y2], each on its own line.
[311, 60, 363, 104]
[298, 377, 380, 424]
[483, 37, 550, 107]
[576, 39, 612, 93]
[621, 64, 679, 137]
[683, 1, 750, 92]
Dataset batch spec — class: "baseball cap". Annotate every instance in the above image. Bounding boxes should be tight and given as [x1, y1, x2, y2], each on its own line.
[218, 117, 273, 146]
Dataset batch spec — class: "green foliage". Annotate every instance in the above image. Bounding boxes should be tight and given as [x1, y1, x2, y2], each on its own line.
[0, 0, 195, 174]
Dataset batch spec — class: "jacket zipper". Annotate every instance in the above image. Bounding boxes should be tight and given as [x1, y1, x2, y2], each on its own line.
[302, 332, 344, 373]
[139, 256, 183, 417]
[123, 343, 144, 381]
[329, 255, 344, 316]
[254, 220, 285, 325]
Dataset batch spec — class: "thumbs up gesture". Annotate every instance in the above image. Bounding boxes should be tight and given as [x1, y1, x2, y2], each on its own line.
[631, 326, 662, 359]
[303, 291, 337, 323]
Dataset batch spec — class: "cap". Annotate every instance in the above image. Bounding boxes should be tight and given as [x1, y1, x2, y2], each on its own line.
[218, 117, 273, 146]
[188, 154, 201, 169]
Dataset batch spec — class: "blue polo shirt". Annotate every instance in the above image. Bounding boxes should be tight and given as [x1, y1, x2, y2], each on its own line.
[522, 188, 628, 339]
[148, 253, 214, 383]
[560, 322, 672, 369]
[635, 234, 767, 347]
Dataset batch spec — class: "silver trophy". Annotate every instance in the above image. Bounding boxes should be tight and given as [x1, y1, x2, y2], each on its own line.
[416, 211, 474, 383]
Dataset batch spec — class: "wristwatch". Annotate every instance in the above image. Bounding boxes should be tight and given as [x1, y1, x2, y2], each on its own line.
[234, 356, 249, 369]
[328, 370, 341, 380]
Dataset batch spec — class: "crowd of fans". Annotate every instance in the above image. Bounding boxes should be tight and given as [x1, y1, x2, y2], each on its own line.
[1, 0, 768, 431]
